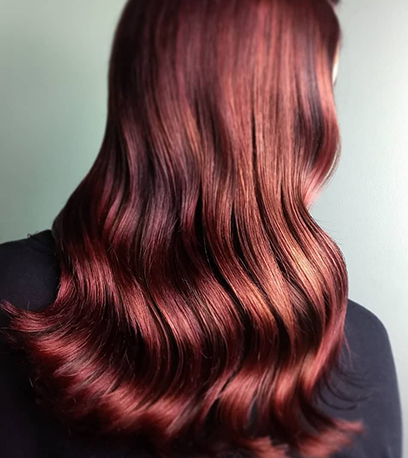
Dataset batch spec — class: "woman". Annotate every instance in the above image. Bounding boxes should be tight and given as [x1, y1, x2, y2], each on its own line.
[0, 0, 402, 457]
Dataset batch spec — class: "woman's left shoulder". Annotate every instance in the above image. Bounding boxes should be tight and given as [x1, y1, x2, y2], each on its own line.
[0, 230, 59, 312]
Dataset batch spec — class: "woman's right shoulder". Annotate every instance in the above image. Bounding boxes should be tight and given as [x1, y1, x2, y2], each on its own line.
[0, 230, 59, 312]
[345, 298, 390, 345]
[343, 298, 399, 403]
[331, 299, 403, 457]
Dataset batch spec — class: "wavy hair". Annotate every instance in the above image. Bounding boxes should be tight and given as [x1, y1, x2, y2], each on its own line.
[1, 0, 364, 457]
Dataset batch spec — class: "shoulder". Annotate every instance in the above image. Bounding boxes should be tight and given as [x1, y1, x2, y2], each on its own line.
[0, 230, 59, 311]
[344, 298, 396, 379]
[344, 298, 391, 358]
[327, 299, 403, 457]
[344, 298, 400, 395]
[345, 298, 389, 338]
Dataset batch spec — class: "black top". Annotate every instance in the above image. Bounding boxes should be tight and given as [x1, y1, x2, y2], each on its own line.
[0, 230, 403, 458]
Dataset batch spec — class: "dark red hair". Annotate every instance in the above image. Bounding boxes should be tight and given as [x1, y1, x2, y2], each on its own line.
[2, 0, 364, 457]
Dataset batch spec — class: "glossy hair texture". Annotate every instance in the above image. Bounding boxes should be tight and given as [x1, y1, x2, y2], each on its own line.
[1, 0, 364, 457]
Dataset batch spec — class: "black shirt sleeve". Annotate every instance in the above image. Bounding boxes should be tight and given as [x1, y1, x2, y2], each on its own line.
[0, 230, 59, 312]
[319, 299, 403, 458]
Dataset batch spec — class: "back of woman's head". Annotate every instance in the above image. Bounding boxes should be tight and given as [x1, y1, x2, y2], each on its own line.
[2, 0, 364, 457]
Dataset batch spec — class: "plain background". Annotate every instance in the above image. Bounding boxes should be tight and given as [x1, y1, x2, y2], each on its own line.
[0, 0, 406, 454]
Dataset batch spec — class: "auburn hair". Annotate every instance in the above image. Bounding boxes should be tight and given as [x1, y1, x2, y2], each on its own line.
[1, 0, 365, 457]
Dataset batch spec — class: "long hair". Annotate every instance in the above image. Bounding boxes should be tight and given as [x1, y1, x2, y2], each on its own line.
[1, 0, 364, 457]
